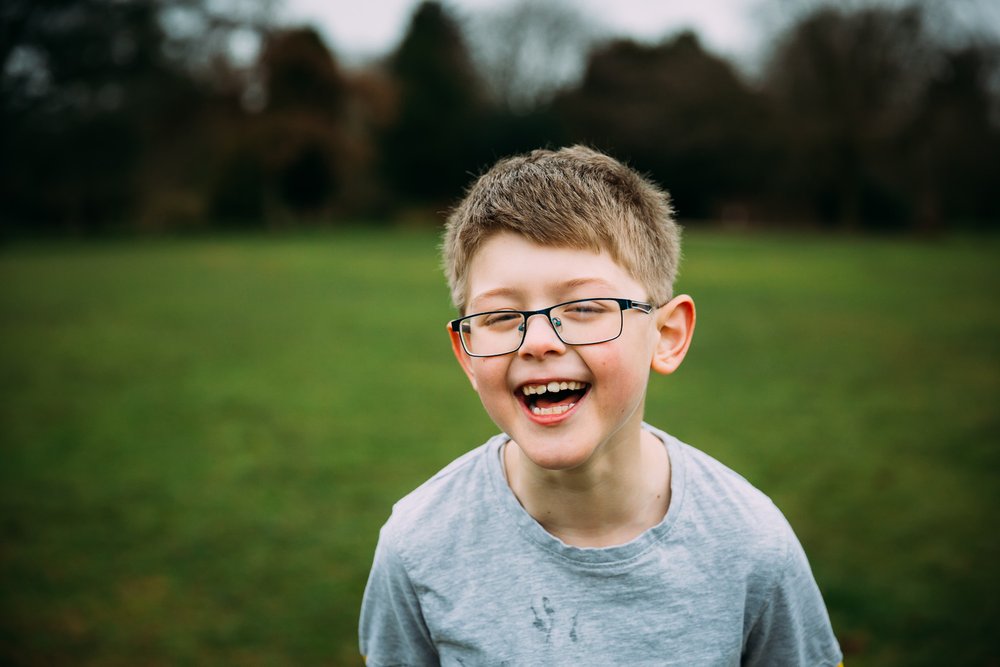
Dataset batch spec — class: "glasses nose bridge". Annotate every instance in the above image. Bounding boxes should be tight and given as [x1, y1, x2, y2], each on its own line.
[518, 307, 563, 344]
[522, 305, 557, 328]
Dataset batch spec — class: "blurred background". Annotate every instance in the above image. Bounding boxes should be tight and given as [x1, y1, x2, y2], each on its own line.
[3, 0, 1000, 232]
[1, 0, 998, 665]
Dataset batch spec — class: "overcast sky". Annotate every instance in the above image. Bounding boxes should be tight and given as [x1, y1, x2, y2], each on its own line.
[278, 0, 776, 65]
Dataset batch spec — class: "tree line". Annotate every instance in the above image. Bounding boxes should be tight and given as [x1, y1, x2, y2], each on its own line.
[2, 0, 998, 235]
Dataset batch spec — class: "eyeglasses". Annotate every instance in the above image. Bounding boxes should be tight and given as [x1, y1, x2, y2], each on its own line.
[449, 297, 654, 358]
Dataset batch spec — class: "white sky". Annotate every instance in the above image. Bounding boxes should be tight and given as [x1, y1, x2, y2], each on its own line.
[278, 0, 773, 65]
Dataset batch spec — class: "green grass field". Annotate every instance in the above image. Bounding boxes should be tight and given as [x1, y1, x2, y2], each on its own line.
[1, 228, 998, 665]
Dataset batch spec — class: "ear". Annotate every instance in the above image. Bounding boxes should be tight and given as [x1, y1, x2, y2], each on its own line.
[650, 295, 696, 376]
[447, 323, 479, 391]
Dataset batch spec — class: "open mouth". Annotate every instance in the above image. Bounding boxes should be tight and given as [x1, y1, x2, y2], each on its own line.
[518, 380, 590, 416]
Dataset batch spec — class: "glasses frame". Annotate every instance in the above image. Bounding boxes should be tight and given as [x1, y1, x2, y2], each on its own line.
[449, 297, 655, 358]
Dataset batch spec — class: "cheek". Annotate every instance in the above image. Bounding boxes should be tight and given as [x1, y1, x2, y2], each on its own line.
[471, 358, 509, 392]
[594, 350, 649, 409]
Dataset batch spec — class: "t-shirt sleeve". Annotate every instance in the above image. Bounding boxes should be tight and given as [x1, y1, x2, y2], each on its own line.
[742, 532, 843, 667]
[358, 525, 438, 666]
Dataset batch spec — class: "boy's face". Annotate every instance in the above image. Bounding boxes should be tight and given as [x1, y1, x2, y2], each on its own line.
[449, 232, 692, 472]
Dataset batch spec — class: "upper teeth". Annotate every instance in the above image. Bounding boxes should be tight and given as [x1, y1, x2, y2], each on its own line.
[521, 381, 586, 395]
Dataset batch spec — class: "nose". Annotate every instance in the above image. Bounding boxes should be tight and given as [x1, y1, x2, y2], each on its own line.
[518, 313, 566, 358]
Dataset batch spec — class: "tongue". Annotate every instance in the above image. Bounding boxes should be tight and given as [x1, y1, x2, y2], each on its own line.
[535, 390, 584, 409]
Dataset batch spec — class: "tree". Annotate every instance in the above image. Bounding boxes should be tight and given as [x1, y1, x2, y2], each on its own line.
[0, 0, 269, 232]
[466, 0, 596, 113]
[380, 1, 488, 207]
[259, 26, 347, 116]
[906, 43, 1000, 229]
[209, 26, 385, 224]
[762, 3, 1000, 229]
[762, 5, 938, 227]
[555, 33, 770, 220]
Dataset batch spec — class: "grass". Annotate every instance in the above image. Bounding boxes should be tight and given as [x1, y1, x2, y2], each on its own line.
[1, 228, 998, 665]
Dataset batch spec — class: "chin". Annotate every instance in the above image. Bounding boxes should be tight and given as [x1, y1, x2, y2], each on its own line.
[512, 433, 598, 472]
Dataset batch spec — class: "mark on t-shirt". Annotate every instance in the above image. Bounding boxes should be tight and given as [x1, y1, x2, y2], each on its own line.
[531, 597, 583, 644]
[530, 597, 556, 642]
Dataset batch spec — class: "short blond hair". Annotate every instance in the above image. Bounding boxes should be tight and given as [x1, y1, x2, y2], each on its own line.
[442, 145, 681, 313]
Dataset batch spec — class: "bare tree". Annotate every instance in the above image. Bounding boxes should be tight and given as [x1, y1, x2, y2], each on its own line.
[465, 0, 599, 112]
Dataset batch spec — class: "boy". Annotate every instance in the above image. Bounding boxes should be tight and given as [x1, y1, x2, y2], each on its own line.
[359, 146, 843, 665]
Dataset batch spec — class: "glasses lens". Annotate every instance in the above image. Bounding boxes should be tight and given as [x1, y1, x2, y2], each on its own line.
[551, 299, 623, 345]
[462, 311, 525, 356]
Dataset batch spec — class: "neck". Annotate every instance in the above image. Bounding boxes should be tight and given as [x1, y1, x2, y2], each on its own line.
[504, 427, 671, 548]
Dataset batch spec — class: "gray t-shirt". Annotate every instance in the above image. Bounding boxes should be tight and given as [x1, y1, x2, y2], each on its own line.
[359, 424, 842, 666]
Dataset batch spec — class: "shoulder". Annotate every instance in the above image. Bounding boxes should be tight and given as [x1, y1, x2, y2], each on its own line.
[655, 427, 799, 580]
[679, 439, 789, 530]
[654, 428, 843, 661]
[378, 434, 506, 570]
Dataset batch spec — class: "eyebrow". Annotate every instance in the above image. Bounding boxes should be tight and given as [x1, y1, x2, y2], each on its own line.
[468, 277, 619, 311]
[559, 277, 617, 292]
[468, 287, 520, 311]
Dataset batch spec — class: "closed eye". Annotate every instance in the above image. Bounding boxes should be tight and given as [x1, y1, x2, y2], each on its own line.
[480, 312, 521, 328]
[560, 301, 613, 319]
